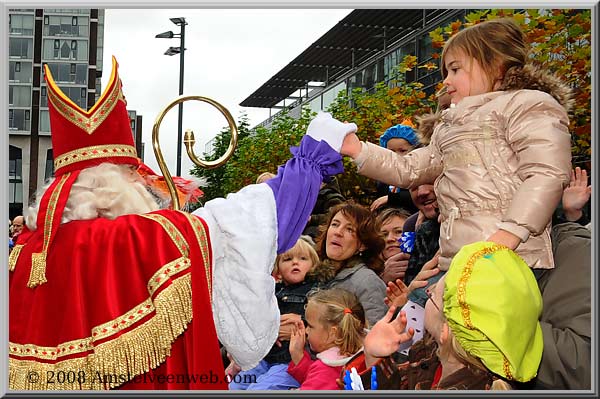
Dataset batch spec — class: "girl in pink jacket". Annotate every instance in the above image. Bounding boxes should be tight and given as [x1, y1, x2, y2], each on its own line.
[287, 288, 366, 390]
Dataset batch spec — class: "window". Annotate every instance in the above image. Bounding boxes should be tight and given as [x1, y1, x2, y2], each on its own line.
[40, 110, 51, 131]
[54, 39, 60, 49]
[81, 88, 86, 98]
[44, 15, 49, 25]
[71, 40, 77, 50]
[70, 63, 76, 74]
[45, 149, 55, 180]
[25, 110, 30, 120]
[61, 41, 71, 58]
[72, 16, 78, 26]
[9, 146, 23, 206]
[10, 61, 32, 83]
[9, 109, 31, 131]
[75, 64, 87, 84]
[9, 37, 33, 58]
[8, 86, 31, 107]
[9, 14, 34, 35]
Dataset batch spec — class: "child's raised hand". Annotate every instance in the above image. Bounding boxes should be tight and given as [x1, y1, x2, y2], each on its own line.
[288, 321, 306, 366]
[562, 167, 591, 221]
[384, 278, 410, 308]
[364, 307, 414, 368]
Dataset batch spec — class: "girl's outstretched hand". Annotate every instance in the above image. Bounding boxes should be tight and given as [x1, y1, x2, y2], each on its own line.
[364, 307, 414, 368]
[340, 132, 362, 158]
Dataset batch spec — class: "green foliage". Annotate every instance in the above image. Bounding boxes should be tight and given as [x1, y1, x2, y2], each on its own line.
[190, 108, 316, 202]
[193, 9, 591, 205]
[189, 113, 252, 202]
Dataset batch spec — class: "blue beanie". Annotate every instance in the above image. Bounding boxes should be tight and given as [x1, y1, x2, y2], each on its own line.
[379, 124, 419, 148]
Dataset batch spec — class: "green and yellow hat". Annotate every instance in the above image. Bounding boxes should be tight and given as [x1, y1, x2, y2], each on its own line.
[443, 242, 543, 382]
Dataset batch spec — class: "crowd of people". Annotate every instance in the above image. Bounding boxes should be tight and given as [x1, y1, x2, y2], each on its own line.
[8, 17, 591, 391]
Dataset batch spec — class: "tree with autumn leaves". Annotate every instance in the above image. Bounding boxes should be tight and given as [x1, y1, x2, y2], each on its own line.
[192, 9, 591, 205]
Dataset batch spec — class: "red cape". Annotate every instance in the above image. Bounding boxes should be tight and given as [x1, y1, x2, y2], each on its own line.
[9, 210, 227, 390]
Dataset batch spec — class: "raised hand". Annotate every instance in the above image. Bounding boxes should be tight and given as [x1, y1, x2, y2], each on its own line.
[289, 321, 306, 366]
[340, 131, 363, 158]
[364, 307, 414, 368]
[277, 313, 303, 344]
[384, 278, 410, 308]
[306, 112, 357, 152]
[381, 252, 410, 284]
[563, 167, 591, 221]
[370, 195, 389, 211]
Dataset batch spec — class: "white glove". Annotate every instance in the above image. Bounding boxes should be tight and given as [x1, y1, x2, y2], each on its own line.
[306, 111, 357, 152]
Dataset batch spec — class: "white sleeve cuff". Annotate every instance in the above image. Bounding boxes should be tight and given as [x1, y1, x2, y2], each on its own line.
[193, 184, 280, 371]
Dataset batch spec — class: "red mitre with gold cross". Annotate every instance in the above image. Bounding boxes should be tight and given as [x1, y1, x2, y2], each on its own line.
[23, 56, 139, 288]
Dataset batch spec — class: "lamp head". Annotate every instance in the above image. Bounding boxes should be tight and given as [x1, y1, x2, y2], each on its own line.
[155, 30, 175, 39]
[170, 17, 186, 25]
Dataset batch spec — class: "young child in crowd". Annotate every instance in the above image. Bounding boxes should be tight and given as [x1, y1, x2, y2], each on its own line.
[339, 18, 572, 351]
[287, 287, 366, 390]
[227, 236, 323, 390]
[371, 122, 420, 213]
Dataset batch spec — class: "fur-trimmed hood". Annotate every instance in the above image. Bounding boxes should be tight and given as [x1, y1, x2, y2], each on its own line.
[415, 63, 574, 145]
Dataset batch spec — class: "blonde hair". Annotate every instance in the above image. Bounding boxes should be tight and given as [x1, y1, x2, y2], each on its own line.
[441, 18, 529, 91]
[307, 288, 366, 356]
[26, 163, 160, 230]
[273, 236, 320, 279]
[439, 317, 513, 390]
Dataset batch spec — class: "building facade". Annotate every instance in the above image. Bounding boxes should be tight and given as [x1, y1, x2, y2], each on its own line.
[241, 9, 466, 130]
[8, 8, 105, 219]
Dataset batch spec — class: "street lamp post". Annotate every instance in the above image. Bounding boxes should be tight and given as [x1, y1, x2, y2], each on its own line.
[156, 17, 187, 176]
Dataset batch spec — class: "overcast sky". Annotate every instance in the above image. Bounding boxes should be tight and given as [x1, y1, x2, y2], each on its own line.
[101, 8, 351, 178]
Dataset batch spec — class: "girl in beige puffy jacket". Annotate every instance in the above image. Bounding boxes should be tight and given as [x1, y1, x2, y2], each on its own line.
[340, 18, 572, 274]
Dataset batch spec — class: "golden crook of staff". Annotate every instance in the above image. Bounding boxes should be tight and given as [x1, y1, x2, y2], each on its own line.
[152, 95, 239, 210]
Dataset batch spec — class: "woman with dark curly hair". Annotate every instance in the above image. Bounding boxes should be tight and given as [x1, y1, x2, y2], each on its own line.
[315, 202, 387, 326]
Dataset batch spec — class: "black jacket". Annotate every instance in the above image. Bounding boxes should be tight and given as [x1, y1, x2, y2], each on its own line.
[263, 279, 319, 364]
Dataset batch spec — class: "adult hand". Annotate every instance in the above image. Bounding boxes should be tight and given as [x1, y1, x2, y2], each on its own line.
[384, 254, 440, 307]
[289, 322, 306, 366]
[487, 229, 521, 251]
[370, 195, 389, 211]
[381, 252, 410, 284]
[563, 167, 591, 221]
[408, 254, 441, 289]
[364, 307, 414, 368]
[277, 313, 303, 343]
